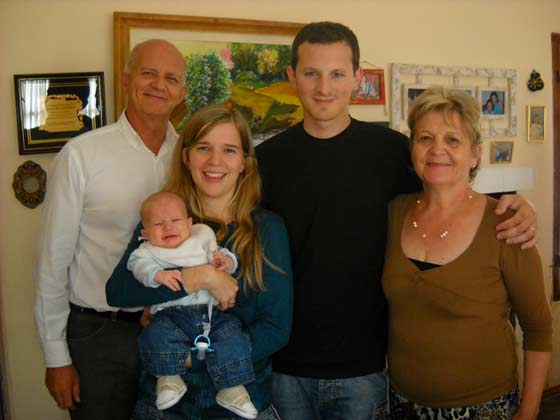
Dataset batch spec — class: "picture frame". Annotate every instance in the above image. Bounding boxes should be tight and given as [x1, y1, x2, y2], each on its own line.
[391, 63, 517, 138]
[490, 141, 514, 164]
[13, 72, 106, 155]
[12, 161, 47, 208]
[402, 84, 432, 119]
[527, 105, 545, 142]
[114, 12, 304, 141]
[351, 69, 385, 104]
[448, 86, 477, 97]
[479, 87, 507, 119]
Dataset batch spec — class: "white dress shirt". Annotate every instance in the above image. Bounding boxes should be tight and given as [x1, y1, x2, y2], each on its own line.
[34, 112, 178, 367]
[127, 223, 238, 313]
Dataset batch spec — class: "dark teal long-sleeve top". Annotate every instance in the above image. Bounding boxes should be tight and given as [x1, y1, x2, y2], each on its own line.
[106, 209, 293, 419]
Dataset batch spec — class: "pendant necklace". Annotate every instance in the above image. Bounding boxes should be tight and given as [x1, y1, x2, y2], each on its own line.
[412, 193, 473, 239]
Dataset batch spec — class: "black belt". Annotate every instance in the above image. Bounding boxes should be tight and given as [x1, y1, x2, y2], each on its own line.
[70, 303, 142, 323]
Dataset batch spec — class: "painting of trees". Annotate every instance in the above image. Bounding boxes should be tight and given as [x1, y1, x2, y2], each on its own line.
[178, 41, 301, 141]
[180, 51, 232, 127]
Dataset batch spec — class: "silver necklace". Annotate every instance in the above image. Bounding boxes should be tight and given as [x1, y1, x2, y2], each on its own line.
[412, 194, 473, 239]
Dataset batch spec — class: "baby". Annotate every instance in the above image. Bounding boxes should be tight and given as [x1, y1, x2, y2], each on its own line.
[128, 191, 257, 419]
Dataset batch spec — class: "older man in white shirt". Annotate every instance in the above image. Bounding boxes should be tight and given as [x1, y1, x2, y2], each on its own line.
[34, 39, 187, 419]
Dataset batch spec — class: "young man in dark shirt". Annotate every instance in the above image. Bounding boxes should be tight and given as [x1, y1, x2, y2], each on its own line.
[256, 22, 537, 420]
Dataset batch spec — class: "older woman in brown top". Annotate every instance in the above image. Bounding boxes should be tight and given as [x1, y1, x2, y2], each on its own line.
[382, 87, 552, 420]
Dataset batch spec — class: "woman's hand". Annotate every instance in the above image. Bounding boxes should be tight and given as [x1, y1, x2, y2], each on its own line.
[212, 251, 234, 273]
[495, 194, 537, 249]
[512, 350, 551, 420]
[181, 264, 238, 310]
[512, 405, 539, 420]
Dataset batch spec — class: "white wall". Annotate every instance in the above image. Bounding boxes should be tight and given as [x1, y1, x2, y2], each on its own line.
[1, 1, 559, 418]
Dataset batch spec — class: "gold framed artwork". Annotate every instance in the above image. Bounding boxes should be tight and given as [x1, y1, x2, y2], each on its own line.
[527, 105, 545, 142]
[490, 141, 514, 164]
[13, 72, 106, 154]
[113, 12, 304, 141]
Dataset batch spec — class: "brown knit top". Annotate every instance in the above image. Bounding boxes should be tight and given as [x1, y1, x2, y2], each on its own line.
[382, 194, 552, 408]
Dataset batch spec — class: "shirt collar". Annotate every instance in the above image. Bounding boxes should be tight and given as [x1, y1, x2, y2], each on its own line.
[117, 110, 179, 155]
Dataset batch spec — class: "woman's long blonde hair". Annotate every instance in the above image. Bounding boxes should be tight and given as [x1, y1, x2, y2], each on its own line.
[164, 104, 266, 291]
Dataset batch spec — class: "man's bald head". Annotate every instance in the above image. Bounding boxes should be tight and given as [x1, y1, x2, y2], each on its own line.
[125, 39, 186, 85]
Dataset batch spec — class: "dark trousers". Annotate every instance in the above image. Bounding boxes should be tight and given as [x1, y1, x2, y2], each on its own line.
[67, 308, 142, 420]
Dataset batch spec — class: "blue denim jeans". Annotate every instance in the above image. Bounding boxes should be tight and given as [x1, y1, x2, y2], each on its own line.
[67, 308, 142, 420]
[272, 371, 387, 420]
[139, 305, 254, 389]
[133, 401, 281, 420]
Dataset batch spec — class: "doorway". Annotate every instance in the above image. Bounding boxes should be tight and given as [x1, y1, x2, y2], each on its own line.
[552, 33, 560, 300]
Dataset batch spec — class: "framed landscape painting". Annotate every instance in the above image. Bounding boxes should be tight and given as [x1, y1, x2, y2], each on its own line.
[114, 12, 304, 143]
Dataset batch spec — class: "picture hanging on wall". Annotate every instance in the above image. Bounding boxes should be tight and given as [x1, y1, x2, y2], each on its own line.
[402, 85, 477, 120]
[12, 160, 46, 208]
[527, 105, 545, 142]
[391, 63, 517, 138]
[490, 141, 514, 164]
[351, 69, 385, 105]
[449, 86, 477, 98]
[13, 72, 106, 155]
[479, 88, 507, 119]
[402, 84, 433, 119]
[114, 12, 304, 144]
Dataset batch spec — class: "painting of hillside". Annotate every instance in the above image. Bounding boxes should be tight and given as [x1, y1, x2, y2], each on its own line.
[174, 40, 302, 142]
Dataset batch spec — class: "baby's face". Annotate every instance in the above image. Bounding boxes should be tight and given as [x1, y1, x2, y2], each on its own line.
[141, 197, 192, 248]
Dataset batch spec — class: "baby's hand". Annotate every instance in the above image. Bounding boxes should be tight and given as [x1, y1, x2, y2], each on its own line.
[154, 270, 183, 292]
[212, 251, 234, 273]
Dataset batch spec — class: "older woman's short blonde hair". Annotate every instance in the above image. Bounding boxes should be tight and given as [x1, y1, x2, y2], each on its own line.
[407, 87, 482, 181]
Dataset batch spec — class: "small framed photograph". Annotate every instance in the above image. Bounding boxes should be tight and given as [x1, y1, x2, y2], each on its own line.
[13, 72, 106, 155]
[479, 87, 507, 119]
[449, 86, 477, 98]
[490, 141, 514, 163]
[527, 105, 545, 142]
[403, 84, 432, 118]
[351, 69, 385, 105]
